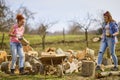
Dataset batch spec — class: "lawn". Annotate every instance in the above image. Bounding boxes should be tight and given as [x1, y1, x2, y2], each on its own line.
[0, 32, 120, 80]
[0, 32, 120, 56]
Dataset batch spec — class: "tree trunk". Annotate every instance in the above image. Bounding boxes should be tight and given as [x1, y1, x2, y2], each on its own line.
[1, 33, 5, 49]
[85, 29, 88, 47]
[96, 71, 120, 78]
[82, 60, 95, 77]
[62, 28, 65, 43]
[42, 35, 45, 50]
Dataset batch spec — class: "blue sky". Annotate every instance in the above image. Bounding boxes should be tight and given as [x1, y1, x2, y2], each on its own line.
[6, 0, 120, 32]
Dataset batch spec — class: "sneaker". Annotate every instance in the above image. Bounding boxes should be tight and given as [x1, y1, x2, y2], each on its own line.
[19, 67, 28, 75]
[95, 66, 102, 71]
[10, 69, 16, 76]
[111, 66, 119, 71]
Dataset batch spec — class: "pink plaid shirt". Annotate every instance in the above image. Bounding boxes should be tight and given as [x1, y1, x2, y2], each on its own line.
[10, 24, 24, 42]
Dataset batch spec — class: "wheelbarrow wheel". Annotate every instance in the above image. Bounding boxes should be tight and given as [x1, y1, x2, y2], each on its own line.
[56, 65, 63, 77]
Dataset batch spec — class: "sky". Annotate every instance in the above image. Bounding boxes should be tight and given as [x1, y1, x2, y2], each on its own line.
[6, 0, 120, 32]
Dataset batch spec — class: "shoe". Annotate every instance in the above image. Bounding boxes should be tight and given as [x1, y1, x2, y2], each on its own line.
[95, 66, 102, 71]
[10, 69, 16, 76]
[111, 66, 119, 71]
[19, 67, 28, 75]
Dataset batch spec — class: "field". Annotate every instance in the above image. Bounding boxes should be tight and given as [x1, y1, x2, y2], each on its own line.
[0, 32, 120, 80]
[0, 72, 92, 80]
[0, 68, 120, 80]
[1, 33, 120, 56]
[0, 33, 101, 54]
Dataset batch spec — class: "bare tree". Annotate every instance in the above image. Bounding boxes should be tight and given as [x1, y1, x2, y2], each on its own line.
[37, 22, 57, 50]
[73, 13, 96, 47]
[67, 22, 82, 35]
[0, 0, 14, 32]
[38, 24, 47, 50]
[94, 10, 105, 35]
[96, 10, 104, 26]
[0, 0, 14, 49]
[62, 28, 65, 43]
[96, 27, 103, 35]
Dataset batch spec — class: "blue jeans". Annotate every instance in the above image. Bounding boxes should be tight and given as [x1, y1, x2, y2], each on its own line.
[97, 37, 118, 66]
[10, 42, 25, 69]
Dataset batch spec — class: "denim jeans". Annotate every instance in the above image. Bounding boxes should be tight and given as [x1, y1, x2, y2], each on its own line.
[97, 37, 118, 66]
[10, 42, 25, 69]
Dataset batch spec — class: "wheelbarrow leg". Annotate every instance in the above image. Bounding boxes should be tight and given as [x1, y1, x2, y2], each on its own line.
[51, 58, 53, 66]
[44, 65, 47, 80]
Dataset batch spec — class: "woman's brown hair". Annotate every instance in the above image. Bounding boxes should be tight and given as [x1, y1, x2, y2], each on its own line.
[103, 11, 115, 22]
[16, 14, 24, 23]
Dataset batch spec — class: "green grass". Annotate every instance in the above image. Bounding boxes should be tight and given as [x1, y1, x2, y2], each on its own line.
[0, 32, 94, 44]
[0, 72, 65, 80]
[0, 71, 93, 80]
[1, 32, 120, 80]
[0, 32, 120, 56]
